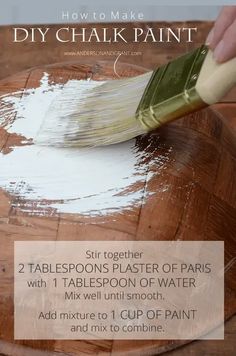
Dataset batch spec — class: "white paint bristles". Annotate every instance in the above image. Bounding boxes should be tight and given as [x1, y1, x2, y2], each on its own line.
[36, 72, 152, 147]
[0, 73, 170, 216]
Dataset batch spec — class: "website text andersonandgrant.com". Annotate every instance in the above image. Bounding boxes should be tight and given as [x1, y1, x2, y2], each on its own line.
[64, 50, 142, 56]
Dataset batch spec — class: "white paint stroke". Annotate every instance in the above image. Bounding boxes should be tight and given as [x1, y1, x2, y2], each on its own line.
[0, 73, 170, 216]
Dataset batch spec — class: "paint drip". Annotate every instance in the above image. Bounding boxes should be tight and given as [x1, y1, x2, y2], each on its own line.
[0, 73, 170, 216]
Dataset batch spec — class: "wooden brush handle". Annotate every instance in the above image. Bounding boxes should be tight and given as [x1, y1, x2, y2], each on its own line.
[196, 49, 236, 105]
[0, 60, 236, 356]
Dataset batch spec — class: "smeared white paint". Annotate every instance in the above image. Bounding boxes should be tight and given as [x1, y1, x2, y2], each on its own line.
[1, 73, 106, 143]
[0, 73, 169, 216]
[0, 140, 153, 215]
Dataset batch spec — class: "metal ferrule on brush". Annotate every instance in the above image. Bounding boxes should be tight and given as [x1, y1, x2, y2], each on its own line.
[135, 45, 209, 130]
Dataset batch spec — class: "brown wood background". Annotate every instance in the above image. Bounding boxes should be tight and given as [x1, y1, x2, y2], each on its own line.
[0, 21, 212, 79]
[0, 22, 235, 355]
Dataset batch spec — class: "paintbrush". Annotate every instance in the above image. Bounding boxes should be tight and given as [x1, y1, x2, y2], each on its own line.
[37, 45, 236, 147]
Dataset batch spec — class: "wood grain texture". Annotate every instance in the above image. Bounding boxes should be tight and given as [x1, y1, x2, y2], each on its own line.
[0, 22, 212, 81]
[0, 21, 235, 356]
[0, 59, 235, 356]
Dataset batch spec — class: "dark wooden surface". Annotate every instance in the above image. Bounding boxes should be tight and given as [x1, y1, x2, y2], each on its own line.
[0, 22, 235, 356]
[0, 21, 213, 80]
